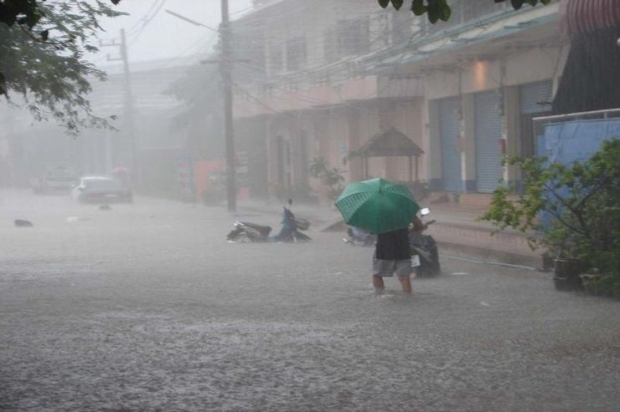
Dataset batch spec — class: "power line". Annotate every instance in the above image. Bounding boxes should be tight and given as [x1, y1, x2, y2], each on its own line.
[126, 0, 167, 36]
[126, 0, 168, 48]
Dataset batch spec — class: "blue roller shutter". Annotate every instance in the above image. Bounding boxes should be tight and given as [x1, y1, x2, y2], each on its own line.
[475, 91, 503, 193]
[439, 98, 461, 192]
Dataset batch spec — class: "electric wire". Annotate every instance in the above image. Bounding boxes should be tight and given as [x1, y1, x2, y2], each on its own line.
[125, 0, 167, 36]
[127, 0, 168, 49]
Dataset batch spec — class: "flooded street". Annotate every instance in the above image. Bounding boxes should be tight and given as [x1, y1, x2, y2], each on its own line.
[0, 190, 619, 411]
[3, 0, 620, 409]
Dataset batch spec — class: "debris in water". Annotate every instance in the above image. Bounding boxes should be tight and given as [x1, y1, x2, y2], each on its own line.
[14, 219, 33, 227]
[66, 217, 91, 223]
[99, 204, 112, 211]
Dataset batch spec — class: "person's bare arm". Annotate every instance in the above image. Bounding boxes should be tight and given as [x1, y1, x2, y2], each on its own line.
[412, 216, 424, 232]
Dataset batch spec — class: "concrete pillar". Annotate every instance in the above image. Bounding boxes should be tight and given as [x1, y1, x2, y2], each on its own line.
[461, 94, 476, 192]
[346, 109, 362, 181]
[503, 86, 521, 184]
[426, 99, 442, 190]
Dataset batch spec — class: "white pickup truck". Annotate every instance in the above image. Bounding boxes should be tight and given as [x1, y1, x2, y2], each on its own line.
[31, 164, 77, 194]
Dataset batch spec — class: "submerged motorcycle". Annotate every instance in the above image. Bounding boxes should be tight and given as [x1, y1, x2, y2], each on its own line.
[343, 226, 377, 247]
[226, 200, 311, 243]
[409, 207, 441, 277]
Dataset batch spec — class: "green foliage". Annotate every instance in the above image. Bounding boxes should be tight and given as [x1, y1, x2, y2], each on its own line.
[0, 0, 42, 29]
[378, 0, 550, 23]
[480, 139, 620, 279]
[165, 64, 223, 154]
[583, 265, 620, 299]
[0, 1, 124, 133]
[309, 157, 346, 201]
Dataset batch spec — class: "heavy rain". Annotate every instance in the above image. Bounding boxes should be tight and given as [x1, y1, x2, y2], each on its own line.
[2, 0, 620, 411]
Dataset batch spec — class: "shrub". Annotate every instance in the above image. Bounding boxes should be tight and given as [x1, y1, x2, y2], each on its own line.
[309, 157, 345, 201]
[480, 139, 620, 286]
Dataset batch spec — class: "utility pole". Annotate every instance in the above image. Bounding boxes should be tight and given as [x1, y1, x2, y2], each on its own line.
[165, 4, 237, 211]
[220, 0, 237, 212]
[120, 28, 138, 186]
[101, 30, 137, 184]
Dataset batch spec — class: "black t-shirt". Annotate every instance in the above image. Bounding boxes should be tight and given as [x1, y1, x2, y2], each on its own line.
[375, 227, 410, 260]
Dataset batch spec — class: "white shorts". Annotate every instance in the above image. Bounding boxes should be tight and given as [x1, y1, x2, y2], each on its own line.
[372, 256, 412, 278]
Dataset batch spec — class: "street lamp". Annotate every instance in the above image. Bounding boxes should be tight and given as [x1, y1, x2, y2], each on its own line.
[166, 3, 237, 212]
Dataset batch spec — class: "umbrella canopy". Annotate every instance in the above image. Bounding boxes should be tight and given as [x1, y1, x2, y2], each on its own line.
[335, 178, 420, 234]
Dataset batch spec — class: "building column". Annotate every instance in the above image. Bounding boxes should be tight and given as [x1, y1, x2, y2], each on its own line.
[503, 86, 521, 185]
[461, 94, 476, 192]
[426, 99, 442, 190]
[346, 109, 362, 181]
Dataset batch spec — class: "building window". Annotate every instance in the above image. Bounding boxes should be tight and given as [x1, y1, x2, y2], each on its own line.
[337, 18, 370, 57]
[286, 37, 307, 72]
[269, 46, 283, 73]
[323, 28, 337, 63]
[462, 0, 507, 22]
[390, 11, 414, 46]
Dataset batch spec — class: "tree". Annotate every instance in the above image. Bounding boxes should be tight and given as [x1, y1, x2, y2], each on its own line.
[480, 140, 620, 288]
[378, 0, 551, 24]
[164, 64, 225, 156]
[309, 157, 345, 201]
[0, 0, 123, 133]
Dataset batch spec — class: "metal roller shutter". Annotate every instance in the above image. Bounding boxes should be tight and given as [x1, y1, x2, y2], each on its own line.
[475, 91, 503, 193]
[520, 81, 553, 157]
[439, 98, 461, 192]
[520, 81, 552, 114]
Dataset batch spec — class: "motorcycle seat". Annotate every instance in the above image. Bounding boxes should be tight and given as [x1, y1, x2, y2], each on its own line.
[240, 222, 272, 233]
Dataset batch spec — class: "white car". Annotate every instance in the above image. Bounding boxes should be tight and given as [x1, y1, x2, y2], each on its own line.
[71, 176, 133, 203]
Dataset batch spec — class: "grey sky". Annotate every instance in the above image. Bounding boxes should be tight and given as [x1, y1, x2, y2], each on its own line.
[92, 0, 253, 67]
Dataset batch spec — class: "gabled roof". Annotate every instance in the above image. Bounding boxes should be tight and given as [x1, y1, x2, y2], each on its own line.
[352, 127, 424, 158]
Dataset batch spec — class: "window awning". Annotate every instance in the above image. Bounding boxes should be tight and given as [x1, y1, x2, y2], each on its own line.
[553, 24, 620, 114]
[565, 0, 620, 34]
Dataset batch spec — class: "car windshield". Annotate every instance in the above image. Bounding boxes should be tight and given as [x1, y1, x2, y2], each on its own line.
[84, 179, 123, 191]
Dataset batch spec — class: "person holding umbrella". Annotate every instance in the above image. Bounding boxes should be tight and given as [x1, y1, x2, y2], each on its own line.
[335, 178, 423, 295]
[372, 214, 424, 295]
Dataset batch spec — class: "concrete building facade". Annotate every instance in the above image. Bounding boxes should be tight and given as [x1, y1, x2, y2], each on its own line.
[230, 0, 568, 206]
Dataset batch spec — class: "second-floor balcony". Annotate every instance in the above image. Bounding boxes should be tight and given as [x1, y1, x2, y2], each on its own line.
[230, 0, 559, 90]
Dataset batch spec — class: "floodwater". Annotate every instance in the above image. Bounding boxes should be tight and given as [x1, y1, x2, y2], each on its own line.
[2, 190, 620, 411]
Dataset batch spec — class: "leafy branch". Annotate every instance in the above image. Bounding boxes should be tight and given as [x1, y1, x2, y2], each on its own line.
[309, 157, 346, 201]
[480, 139, 620, 272]
[0, 1, 125, 133]
[377, 0, 551, 24]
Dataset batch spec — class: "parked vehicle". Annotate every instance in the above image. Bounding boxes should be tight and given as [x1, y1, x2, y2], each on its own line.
[32, 163, 77, 194]
[343, 226, 376, 247]
[409, 208, 441, 277]
[227, 200, 311, 243]
[71, 176, 133, 204]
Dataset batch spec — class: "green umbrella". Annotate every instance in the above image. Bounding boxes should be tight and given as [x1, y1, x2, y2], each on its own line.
[335, 178, 420, 234]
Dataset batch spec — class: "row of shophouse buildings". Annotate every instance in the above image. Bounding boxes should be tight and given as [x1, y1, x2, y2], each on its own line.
[225, 0, 620, 205]
[2, 0, 619, 206]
